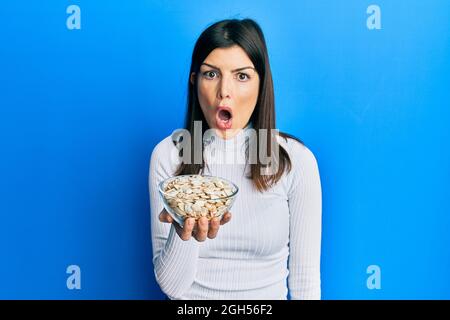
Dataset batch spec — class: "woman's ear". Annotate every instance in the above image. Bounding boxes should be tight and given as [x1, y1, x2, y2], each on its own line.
[190, 72, 196, 85]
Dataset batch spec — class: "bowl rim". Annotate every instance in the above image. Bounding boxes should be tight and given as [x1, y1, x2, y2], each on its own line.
[158, 174, 239, 201]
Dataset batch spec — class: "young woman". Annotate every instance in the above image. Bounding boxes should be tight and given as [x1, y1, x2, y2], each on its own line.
[149, 18, 322, 300]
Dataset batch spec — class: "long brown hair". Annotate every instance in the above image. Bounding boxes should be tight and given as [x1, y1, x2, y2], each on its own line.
[174, 18, 304, 192]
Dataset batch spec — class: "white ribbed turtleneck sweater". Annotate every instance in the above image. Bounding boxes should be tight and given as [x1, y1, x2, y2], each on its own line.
[149, 124, 322, 300]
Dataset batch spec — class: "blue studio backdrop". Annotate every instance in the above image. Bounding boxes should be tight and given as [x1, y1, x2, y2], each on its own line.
[0, 1, 449, 299]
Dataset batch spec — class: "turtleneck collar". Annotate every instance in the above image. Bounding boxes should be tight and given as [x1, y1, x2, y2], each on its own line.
[203, 122, 254, 152]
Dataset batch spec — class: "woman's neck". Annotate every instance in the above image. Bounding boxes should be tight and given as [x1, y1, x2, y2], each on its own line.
[203, 122, 254, 152]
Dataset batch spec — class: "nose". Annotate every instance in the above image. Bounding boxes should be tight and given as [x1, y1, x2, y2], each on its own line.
[217, 75, 231, 100]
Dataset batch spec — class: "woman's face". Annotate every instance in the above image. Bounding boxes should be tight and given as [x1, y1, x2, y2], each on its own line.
[191, 45, 260, 139]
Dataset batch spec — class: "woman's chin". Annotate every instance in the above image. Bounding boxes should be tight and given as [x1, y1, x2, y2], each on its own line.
[215, 117, 233, 131]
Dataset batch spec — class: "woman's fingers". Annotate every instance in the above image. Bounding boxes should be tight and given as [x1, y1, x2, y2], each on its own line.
[180, 218, 195, 241]
[220, 211, 232, 225]
[159, 209, 173, 223]
[161, 210, 232, 241]
[194, 217, 209, 242]
[207, 218, 220, 239]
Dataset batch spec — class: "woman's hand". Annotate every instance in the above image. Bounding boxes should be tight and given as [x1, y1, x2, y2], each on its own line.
[159, 208, 232, 242]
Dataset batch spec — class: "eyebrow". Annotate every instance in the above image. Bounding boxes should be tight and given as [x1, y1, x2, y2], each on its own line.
[201, 63, 255, 73]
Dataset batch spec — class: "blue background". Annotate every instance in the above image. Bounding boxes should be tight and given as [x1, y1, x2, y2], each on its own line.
[0, 0, 449, 299]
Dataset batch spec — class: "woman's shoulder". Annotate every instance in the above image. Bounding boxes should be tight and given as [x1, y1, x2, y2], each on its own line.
[151, 134, 177, 156]
[150, 134, 181, 173]
[276, 133, 318, 167]
[276, 133, 321, 195]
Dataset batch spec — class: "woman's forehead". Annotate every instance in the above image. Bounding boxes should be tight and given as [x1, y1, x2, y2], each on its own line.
[202, 46, 254, 70]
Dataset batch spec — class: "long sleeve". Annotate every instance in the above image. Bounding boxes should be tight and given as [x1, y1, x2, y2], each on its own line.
[286, 141, 322, 300]
[149, 130, 322, 300]
[149, 137, 200, 299]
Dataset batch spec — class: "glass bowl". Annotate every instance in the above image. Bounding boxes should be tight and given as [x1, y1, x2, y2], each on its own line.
[158, 174, 239, 227]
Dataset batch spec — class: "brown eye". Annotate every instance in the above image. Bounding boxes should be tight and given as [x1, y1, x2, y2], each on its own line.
[237, 73, 250, 81]
[203, 71, 218, 79]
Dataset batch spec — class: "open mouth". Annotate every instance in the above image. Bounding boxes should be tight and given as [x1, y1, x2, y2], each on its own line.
[218, 109, 232, 121]
[215, 107, 233, 130]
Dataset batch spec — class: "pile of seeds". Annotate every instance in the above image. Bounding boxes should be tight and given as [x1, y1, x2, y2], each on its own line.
[161, 175, 236, 220]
